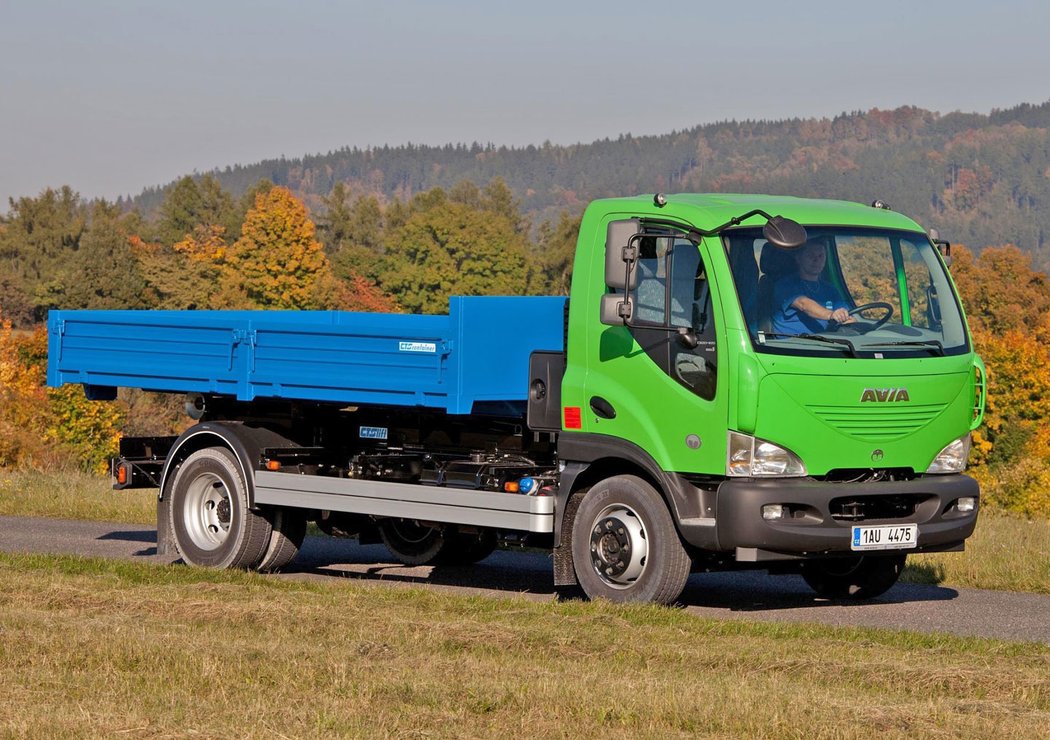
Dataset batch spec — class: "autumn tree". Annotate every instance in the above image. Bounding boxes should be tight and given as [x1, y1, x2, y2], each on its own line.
[951, 244, 1050, 515]
[226, 187, 333, 309]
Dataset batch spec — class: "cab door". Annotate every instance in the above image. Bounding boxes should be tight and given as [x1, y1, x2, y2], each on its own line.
[586, 220, 729, 475]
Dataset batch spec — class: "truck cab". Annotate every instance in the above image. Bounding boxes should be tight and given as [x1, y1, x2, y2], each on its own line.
[554, 194, 982, 601]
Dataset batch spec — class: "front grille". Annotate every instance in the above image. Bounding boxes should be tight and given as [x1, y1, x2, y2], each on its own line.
[807, 403, 946, 442]
[829, 494, 925, 522]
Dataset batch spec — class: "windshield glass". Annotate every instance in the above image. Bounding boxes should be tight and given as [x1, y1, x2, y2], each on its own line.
[724, 227, 969, 357]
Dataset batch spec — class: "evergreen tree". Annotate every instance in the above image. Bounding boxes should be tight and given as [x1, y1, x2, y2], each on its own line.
[49, 202, 148, 310]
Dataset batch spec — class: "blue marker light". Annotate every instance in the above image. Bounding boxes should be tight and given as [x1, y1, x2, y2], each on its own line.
[518, 477, 536, 495]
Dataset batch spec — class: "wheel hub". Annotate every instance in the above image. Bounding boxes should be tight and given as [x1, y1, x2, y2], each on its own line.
[182, 472, 234, 550]
[588, 505, 648, 589]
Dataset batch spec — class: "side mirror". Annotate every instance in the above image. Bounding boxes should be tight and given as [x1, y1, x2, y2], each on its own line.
[600, 293, 632, 326]
[930, 229, 952, 266]
[762, 216, 807, 250]
[605, 219, 641, 290]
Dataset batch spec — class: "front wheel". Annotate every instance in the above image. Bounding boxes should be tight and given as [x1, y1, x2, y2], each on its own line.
[801, 553, 906, 599]
[570, 475, 691, 605]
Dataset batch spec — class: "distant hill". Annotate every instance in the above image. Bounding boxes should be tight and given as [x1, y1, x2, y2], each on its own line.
[129, 100, 1050, 268]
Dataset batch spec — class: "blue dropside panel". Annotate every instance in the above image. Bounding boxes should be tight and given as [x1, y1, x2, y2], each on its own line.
[47, 296, 566, 415]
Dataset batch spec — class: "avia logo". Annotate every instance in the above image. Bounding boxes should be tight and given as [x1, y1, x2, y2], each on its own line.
[860, 388, 911, 403]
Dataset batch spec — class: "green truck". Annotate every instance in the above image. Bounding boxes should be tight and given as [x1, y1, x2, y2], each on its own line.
[48, 193, 984, 605]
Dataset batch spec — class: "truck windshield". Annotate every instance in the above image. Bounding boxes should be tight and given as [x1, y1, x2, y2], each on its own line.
[723, 227, 969, 358]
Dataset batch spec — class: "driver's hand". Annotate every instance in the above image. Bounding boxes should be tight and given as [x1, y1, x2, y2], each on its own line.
[829, 307, 853, 324]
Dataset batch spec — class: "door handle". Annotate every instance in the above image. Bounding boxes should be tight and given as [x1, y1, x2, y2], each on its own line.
[589, 396, 616, 419]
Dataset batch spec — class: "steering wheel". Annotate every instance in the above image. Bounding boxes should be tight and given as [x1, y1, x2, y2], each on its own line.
[831, 301, 893, 332]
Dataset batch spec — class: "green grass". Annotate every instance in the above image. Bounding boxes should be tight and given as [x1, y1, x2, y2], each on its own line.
[0, 469, 155, 524]
[0, 551, 1047, 738]
[2, 470, 1049, 594]
[901, 509, 1050, 594]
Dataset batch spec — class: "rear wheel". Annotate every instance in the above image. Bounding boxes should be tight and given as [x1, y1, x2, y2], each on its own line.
[438, 529, 498, 565]
[570, 475, 691, 605]
[378, 519, 448, 565]
[168, 447, 272, 569]
[256, 508, 307, 572]
[801, 553, 906, 599]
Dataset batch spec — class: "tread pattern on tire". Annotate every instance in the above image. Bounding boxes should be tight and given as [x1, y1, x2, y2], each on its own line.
[256, 508, 307, 572]
[570, 474, 691, 605]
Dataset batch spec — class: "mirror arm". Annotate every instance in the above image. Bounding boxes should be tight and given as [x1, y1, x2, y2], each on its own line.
[685, 209, 774, 239]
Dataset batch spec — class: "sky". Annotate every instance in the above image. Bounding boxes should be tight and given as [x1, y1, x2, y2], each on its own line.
[1, 0, 1048, 208]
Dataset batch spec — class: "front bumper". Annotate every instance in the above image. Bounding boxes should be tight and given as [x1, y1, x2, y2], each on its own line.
[703, 474, 979, 561]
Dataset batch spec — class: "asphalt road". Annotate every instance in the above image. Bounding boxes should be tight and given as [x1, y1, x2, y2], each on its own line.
[2, 514, 1047, 644]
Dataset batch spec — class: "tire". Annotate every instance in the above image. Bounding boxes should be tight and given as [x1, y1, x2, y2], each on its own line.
[378, 519, 449, 566]
[438, 528, 498, 565]
[168, 447, 273, 569]
[801, 553, 907, 600]
[570, 475, 691, 605]
[256, 507, 307, 572]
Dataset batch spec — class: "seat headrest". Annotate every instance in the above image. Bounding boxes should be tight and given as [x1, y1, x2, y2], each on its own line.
[759, 241, 798, 278]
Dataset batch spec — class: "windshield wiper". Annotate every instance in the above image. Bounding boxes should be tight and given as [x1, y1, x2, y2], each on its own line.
[759, 332, 858, 357]
[867, 339, 945, 356]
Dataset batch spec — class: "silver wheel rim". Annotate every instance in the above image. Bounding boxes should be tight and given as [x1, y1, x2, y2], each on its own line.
[182, 471, 233, 550]
[589, 504, 648, 589]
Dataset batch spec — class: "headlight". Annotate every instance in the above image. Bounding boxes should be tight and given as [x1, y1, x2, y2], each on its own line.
[926, 434, 971, 474]
[727, 431, 807, 477]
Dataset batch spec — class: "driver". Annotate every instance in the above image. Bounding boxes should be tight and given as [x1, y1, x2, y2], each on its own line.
[772, 237, 853, 334]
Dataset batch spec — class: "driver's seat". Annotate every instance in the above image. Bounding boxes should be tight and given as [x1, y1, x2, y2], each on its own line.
[755, 242, 797, 333]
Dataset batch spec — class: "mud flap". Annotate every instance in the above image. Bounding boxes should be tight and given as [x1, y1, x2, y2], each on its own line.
[553, 490, 585, 586]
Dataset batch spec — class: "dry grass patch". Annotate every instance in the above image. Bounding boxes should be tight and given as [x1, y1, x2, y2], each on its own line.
[0, 552, 1047, 738]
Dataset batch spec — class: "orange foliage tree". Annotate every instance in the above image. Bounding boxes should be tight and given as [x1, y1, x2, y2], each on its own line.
[0, 315, 123, 473]
[951, 245, 1050, 516]
[226, 187, 333, 309]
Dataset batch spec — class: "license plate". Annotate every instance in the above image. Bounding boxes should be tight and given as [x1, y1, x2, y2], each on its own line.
[851, 524, 917, 551]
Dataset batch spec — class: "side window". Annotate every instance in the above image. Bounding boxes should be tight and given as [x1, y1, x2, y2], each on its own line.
[624, 231, 717, 400]
[900, 239, 938, 329]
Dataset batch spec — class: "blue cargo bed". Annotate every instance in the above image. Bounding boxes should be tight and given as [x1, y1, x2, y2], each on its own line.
[48, 296, 566, 415]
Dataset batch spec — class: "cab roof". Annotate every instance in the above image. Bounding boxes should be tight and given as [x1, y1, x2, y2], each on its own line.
[591, 193, 926, 233]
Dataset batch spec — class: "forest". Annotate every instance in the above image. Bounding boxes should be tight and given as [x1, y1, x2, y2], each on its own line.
[2, 100, 1050, 519]
[129, 100, 1050, 272]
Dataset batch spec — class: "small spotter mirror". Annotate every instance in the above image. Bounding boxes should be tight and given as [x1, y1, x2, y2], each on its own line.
[762, 216, 807, 250]
[605, 218, 641, 290]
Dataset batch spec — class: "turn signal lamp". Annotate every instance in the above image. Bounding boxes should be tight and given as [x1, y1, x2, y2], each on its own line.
[116, 463, 128, 486]
[504, 481, 520, 493]
[265, 460, 282, 471]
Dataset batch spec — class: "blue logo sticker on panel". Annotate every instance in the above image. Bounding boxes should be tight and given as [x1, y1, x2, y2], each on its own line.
[359, 426, 389, 440]
[398, 341, 437, 353]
